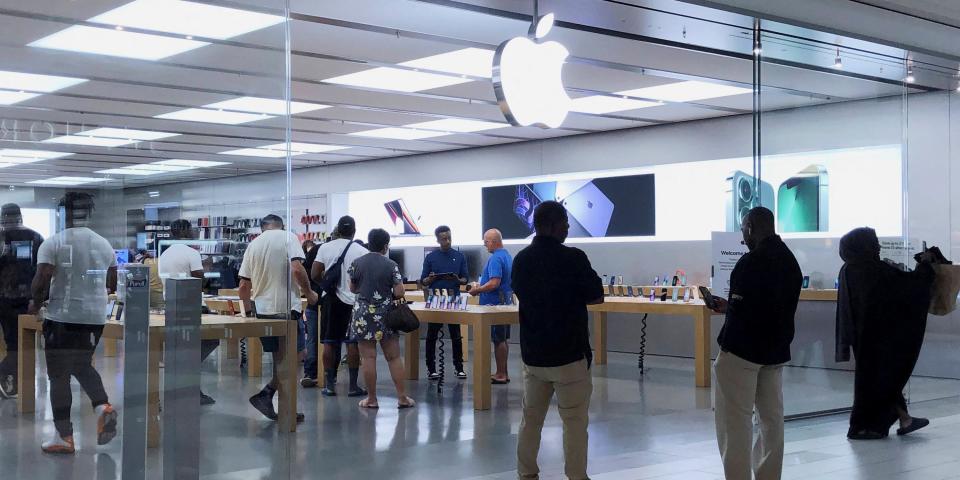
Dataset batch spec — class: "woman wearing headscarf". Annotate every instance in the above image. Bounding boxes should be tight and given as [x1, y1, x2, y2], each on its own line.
[836, 227, 935, 440]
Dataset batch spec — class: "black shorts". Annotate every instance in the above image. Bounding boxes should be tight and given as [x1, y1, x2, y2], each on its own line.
[257, 310, 304, 353]
[320, 294, 356, 344]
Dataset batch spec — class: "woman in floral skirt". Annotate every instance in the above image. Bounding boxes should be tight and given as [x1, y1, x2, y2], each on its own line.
[348, 228, 414, 409]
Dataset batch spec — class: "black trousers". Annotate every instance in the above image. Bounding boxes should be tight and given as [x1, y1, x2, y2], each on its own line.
[43, 320, 109, 437]
[0, 300, 27, 382]
[425, 323, 463, 373]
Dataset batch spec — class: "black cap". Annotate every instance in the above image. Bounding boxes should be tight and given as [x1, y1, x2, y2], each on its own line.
[1, 203, 21, 225]
[336, 215, 356, 238]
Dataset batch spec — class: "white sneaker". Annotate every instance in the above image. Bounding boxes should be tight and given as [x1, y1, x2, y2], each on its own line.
[41, 433, 75, 454]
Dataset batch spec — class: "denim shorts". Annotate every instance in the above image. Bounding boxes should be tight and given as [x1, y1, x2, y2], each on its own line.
[491, 325, 511, 344]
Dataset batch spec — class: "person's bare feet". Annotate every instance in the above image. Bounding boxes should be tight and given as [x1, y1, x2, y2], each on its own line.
[398, 396, 416, 409]
[359, 398, 379, 409]
[491, 375, 510, 384]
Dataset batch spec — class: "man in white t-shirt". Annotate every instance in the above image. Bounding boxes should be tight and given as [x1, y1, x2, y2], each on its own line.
[239, 214, 317, 422]
[158, 218, 218, 406]
[28, 192, 118, 454]
[313, 216, 368, 397]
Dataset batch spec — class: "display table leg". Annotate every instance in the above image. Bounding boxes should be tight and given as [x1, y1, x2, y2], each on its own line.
[225, 338, 239, 359]
[247, 337, 263, 377]
[17, 319, 36, 414]
[104, 338, 118, 357]
[593, 311, 608, 365]
[472, 321, 491, 410]
[404, 324, 421, 380]
[277, 327, 297, 433]
[694, 308, 712, 388]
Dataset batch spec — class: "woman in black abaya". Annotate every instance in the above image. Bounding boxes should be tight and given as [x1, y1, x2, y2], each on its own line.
[836, 227, 935, 440]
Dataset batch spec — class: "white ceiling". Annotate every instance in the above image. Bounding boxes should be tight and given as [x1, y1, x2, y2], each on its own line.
[0, 0, 945, 189]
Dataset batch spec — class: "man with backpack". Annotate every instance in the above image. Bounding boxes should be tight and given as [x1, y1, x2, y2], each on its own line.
[313, 216, 368, 396]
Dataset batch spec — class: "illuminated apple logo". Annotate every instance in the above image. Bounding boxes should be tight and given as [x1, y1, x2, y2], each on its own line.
[492, 13, 571, 129]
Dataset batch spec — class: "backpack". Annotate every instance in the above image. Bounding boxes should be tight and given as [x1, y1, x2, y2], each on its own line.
[318, 241, 353, 297]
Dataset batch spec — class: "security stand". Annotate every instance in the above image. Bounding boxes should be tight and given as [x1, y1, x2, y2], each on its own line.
[163, 277, 202, 480]
[121, 265, 150, 480]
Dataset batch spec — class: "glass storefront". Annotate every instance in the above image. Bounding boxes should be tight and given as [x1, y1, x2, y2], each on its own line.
[0, 0, 957, 477]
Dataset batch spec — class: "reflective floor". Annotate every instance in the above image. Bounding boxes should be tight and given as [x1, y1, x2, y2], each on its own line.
[0, 344, 958, 479]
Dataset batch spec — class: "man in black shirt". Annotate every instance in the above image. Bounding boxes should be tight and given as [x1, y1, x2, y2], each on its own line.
[711, 207, 801, 480]
[0, 204, 43, 399]
[512, 201, 603, 480]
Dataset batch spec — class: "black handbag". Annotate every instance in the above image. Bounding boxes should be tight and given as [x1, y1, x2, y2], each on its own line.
[384, 300, 420, 333]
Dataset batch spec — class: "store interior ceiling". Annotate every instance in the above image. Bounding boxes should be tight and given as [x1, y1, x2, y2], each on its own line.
[0, 0, 957, 188]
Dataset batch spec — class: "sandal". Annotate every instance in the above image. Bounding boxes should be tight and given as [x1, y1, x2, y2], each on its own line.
[358, 398, 379, 409]
[398, 397, 416, 409]
[491, 377, 510, 385]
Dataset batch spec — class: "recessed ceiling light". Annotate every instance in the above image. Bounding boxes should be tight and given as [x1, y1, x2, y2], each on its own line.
[27, 176, 107, 186]
[569, 95, 662, 114]
[153, 159, 230, 168]
[155, 108, 270, 124]
[0, 90, 40, 105]
[324, 67, 471, 93]
[97, 167, 165, 176]
[282, 142, 349, 153]
[78, 127, 179, 141]
[406, 118, 507, 133]
[620, 80, 752, 103]
[0, 149, 73, 163]
[349, 127, 448, 140]
[30, 25, 209, 61]
[400, 48, 495, 78]
[44, 136, 134, 147]
[220, 147, 288, 158]
[0, 70, 88, 92]
[0, 163, 17, 169]
[204, 97, 329, 115]
[90, 0, 285, 40]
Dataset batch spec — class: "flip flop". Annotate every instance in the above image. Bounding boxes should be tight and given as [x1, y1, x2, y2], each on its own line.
[897, 417, 930, 436]
[358, 399, 379, 409]
[491, 377, 510, 385]
[398, 397, 416, 409]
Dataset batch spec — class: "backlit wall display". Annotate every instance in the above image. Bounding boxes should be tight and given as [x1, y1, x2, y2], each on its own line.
[482, 174, 655, 240]
[345, 145, 902, 246]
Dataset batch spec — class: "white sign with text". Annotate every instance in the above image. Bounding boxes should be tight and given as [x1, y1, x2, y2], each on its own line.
[712, 231, 749, 299]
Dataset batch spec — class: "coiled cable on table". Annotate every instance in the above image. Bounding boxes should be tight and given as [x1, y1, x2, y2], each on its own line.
[240, 338, 248, 368]
[638, 314, 648, 374]
[436, 327, 445, 395]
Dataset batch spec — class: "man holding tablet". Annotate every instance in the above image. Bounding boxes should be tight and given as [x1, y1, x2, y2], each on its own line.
[420, 225, 468, 380]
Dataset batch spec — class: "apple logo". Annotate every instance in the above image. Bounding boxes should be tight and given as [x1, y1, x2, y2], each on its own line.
[492, 13, 571, 129]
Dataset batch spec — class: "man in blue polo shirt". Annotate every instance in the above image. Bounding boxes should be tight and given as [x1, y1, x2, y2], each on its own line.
[421, 225, 469, 380]
[469, 228, 513, 384]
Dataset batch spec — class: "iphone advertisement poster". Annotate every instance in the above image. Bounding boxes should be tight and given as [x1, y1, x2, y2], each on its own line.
[345, 145, 901, 246]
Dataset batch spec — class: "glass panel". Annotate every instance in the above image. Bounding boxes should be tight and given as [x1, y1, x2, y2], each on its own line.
[758, 21, 960, 417]
[0, 0, 292, 477]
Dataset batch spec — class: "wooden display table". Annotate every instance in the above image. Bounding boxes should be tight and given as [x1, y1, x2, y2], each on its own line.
[589, 296, 715, 388]
[405, 292, 477, 359]
[404, 304, 519, 410]
[18, 313, 298, 448]
[800, 289, 838, 302]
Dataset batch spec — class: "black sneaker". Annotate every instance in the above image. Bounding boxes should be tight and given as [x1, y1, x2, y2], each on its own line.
[300, 377, 318, 388]
[200, 392, 216, 406]
[321, 387, 337, 397]
[428, 372, 441, 381]
[249, 391, 277, 420]
[455, 371, 467, 379]
[0, 376, 17, 399]
[347, 387, 368, 397]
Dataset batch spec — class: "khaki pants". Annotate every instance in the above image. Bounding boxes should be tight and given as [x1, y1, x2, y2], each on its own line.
[714, 350, 784, 480]
[517, 359, 592, 480]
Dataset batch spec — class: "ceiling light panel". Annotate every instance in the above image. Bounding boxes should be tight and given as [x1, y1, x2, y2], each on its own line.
[89, 0, 285, 40]
[324, 67, 471, 93]
[400, 48, 495, 78]
[153, 159, 230, 168]
[406, 118, 506, 133]
[621, 81, 752, 103]
[220, 148, 287, 158]
[284, 142, 349, 153]
[570, 95, 662, 114]
[97, 168, 165, 176]
[350, 127, 448, 140]
[44, 136, 134, 147]
[27, 177, 107, 186]
[0, 149, 73, 162]
[155, 108, 269, 124]
[30, 25, 209, 61]
[0, 70, 88, 92]
[0, 91, 40, 105]
[78, 128, 179, 141]
[204, 97, 329, 115]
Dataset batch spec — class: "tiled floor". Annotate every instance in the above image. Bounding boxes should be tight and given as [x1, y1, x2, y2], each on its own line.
[0, 345, 958, 479]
